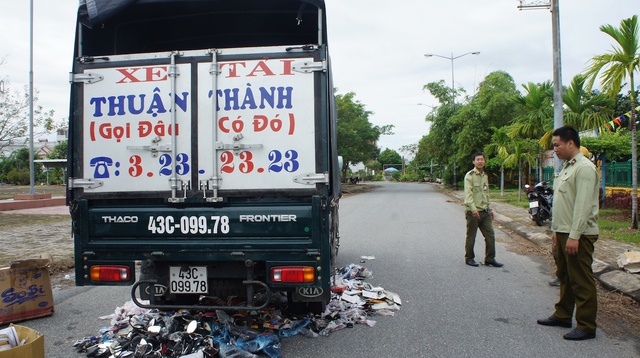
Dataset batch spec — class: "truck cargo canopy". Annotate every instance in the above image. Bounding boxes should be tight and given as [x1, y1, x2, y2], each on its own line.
[78, 0, 326, 29]
[77, 0, 327, 55]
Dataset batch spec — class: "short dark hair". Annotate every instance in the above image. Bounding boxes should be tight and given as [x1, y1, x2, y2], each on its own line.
[471, 152, 485, 161]
[552, 126, 580, 147]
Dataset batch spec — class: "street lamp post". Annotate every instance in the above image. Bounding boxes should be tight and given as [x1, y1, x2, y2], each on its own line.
[29, 0, 35, 195]
[424, 51, 480, 189]
[424, 52, 480, 109]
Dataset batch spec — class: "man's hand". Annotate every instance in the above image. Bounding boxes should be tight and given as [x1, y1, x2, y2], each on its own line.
[489, 210, 494, 220]
[551, 232, 557, 249]
[566, 238, 580, 255]
[472, 210, 480, 219]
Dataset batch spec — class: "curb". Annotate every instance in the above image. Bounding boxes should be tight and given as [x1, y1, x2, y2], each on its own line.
[0, 197, 66, 211]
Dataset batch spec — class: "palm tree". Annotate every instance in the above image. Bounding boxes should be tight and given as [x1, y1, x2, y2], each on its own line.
[484, 127, 511, 196]
[563, 74, 615, 131]
[503, 139, 538, 202]
[509, 81, 555, 183]
[584, 15, 640, 229]
[509, 81, 555, 149]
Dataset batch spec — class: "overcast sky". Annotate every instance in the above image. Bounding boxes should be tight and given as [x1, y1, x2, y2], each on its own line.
[0, 0, 637, 154]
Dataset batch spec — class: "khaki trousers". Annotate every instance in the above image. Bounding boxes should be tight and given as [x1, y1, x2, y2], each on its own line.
[465, 210, 496, 262]
[552, 232, 598, 333]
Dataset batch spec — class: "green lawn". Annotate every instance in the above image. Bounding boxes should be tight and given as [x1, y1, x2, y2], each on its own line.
[599, 209, 639, 246]
[489, 188, 530, 209]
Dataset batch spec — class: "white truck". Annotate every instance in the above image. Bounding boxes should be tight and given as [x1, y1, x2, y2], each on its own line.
[67, 0, 340, 312]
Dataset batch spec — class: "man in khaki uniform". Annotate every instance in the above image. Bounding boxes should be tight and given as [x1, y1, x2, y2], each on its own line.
[537, 126, 599, 341]
[464, 152, 503, 268]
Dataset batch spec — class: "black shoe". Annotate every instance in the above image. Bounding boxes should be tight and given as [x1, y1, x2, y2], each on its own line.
[537, 316, 572, 328]
[466, 259, 479, 267]
[563, 328, 596, 340]
[485, 260, 503, 267]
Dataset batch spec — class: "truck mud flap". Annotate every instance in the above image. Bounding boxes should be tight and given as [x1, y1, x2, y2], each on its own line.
[131, 279, 271, 311]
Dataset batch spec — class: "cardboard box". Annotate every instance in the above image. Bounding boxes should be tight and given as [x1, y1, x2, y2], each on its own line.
[0, 325, 44, 358]
[0, 259, 54, 325]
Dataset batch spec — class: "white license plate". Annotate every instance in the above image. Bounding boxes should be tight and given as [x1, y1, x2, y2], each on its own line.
[169, 266, 208, 294]
[529, 201, 539, 208]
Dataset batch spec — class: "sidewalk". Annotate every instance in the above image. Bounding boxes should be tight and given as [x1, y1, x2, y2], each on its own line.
[439, 185, 640, 303]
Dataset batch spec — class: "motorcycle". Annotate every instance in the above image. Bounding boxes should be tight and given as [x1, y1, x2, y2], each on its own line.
[525, 180, 553, 226]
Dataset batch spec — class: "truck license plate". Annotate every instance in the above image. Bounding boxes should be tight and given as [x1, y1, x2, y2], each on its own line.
[529, 201, 539, 208]
[169, 266, 208, 294]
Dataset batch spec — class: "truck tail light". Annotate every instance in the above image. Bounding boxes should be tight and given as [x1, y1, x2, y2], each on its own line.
[270, 266, 315, 283]
[90, 265, 131, 282]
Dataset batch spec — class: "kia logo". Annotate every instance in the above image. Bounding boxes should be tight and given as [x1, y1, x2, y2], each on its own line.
[298, 287, 323, 298]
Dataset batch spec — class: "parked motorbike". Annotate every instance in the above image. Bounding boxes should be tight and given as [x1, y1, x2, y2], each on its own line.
[525, 180, 553, 226]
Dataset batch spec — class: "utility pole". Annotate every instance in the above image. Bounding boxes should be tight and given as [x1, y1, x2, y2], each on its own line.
[29, 0, 36, 194]
[518, 0, 563, 174]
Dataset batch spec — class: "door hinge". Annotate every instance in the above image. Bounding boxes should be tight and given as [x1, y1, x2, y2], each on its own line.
[68, 178, 104, 190]
[293, 173, 329, 185]
[292, 60, 326, 73]
[214, 133, 263, 153]
[126, 145, 173, 158]
[70, 72, 104, 84]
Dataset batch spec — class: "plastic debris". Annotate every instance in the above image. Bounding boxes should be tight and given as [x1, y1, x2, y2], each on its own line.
[72, 264, 401, 357]
[617, 251, 640, 273]
[359, 255, 375, 263]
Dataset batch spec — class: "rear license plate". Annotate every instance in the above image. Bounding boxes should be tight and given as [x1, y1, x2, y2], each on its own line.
[529, 201, 539, 208]
[169, 266, 208, 294]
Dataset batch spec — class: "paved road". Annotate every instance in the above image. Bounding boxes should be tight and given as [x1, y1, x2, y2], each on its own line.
[26, 182, 639, 357]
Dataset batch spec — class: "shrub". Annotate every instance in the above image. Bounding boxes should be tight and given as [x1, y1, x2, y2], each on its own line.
[604, 193, 632, 212]
[6, 168, 30, 185]
[400, 172, 422, 182]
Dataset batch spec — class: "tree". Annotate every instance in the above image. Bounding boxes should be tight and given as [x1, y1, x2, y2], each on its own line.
[455, 71, 519, 172]
[399, 143, 418, 158]
[46, 140, 67, 160]
[581, 131, 632, 162]
[417, 81, 459, 185]
[44, 141, 68, 185]
[503, 139, 539, 201]
[584, 15, 640, 229]
[484, 127, 512, 196]
[509, 81, 554, 148]
[335, 91, 388, 179]
[0, 80, 55, 152]
[418, 73, 521, 188]
[377, 148, 402, 169]
[563, 74, 614, 131]
[0, 148, 41, 184]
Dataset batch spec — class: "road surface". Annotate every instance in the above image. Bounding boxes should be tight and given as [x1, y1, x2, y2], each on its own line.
[27, 182, 639, 357]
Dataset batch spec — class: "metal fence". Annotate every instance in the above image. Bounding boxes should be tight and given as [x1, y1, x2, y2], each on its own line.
[604, 160, 636, 188]
[533, 160, 637, 188]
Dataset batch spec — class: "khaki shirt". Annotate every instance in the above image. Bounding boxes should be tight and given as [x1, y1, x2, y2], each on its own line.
[551, 152, 599, 239]
[464, 168, 490, 212]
